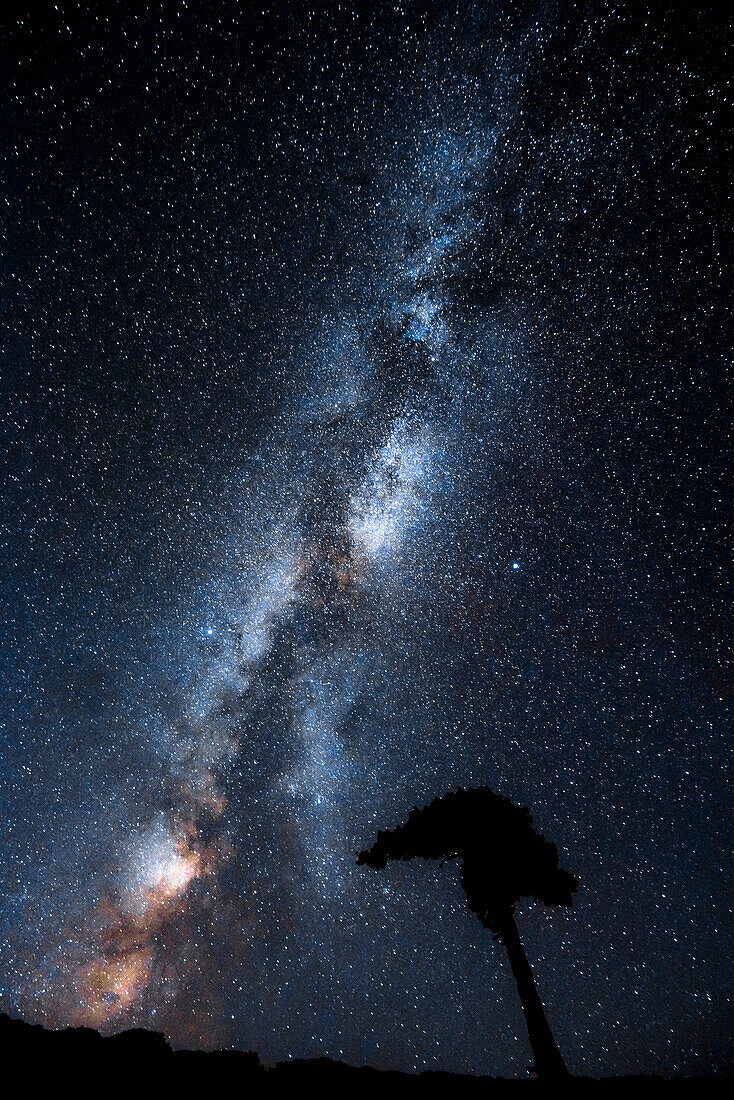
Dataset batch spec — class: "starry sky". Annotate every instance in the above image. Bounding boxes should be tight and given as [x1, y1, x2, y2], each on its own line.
[0, 0, 729, 1078]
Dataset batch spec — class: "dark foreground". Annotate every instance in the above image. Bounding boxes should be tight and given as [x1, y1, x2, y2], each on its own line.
[0, 1013, 726, 1090]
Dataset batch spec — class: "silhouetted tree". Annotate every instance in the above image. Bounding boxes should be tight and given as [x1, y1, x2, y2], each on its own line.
[357, 787, 578, 1079]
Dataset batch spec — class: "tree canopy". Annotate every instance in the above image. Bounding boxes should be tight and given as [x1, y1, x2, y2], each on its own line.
[358, 787, 578, 934]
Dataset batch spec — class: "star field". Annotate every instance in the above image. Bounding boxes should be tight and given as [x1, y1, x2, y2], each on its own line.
[0, 1, 729, 1077]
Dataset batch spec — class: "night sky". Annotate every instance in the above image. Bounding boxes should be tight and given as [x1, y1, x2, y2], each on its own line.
[0, 0, 729, 1079]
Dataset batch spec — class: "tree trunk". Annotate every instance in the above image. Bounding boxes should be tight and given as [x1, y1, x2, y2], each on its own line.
[497, 911, 570, 1079]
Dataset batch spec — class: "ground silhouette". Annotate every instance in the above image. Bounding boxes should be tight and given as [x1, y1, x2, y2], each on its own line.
[0, 1013, 727, 1091]
[358, 787, 578, 1080]
[0, 1013, 726, 1090]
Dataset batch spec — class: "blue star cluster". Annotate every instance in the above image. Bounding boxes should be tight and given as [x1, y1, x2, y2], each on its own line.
[0, 1, 729, 1078]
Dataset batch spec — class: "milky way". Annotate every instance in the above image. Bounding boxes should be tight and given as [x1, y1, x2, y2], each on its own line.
[1, 2, 729, 1077]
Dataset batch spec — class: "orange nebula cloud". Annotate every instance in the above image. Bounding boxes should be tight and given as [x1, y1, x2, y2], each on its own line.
[74, 946, 153, 1028]
[72, 822, 229, 1028]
